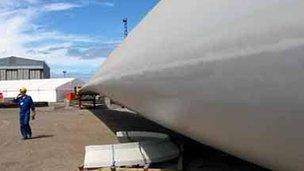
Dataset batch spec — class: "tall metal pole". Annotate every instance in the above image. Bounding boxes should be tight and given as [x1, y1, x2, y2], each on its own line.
[63, 71, 67, 78]
[123, 18, 128, 38]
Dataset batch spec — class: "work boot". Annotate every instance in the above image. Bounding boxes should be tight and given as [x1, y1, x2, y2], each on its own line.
[22, 137, 28, 140]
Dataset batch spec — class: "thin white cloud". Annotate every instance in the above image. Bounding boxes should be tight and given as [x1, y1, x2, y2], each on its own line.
[0, 0, 119, 79]
[0, 8, 36, 56]
[26, 31, 98, 44]
[80, 1, 115, 7]
[0, 0, 38, 10]
[102, 2, 115, 7]
[43, 3, 80, 11]
[0, 2, 98, 56]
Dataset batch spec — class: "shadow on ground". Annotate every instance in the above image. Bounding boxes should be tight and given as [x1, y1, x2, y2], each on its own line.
[88, 106, 269, 171]
[30, 134, 54, 140]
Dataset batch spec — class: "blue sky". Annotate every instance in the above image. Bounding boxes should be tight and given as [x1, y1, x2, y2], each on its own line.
[0, 0, 159, 80]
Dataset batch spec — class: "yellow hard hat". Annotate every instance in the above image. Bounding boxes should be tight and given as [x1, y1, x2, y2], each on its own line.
[19, 87, 27, 93]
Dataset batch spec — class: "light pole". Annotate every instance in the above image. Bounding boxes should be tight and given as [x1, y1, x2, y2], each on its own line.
[63, 71, 67, 78]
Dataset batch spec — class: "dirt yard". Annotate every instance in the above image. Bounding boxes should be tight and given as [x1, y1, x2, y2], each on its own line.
[0, 106, 267, 171]
[0, 107, 118, 171]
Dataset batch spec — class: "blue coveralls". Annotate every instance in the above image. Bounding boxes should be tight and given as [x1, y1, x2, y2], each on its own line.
[13, 95, 35, 139]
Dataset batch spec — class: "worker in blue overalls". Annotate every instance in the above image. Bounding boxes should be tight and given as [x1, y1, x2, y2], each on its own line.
[13, 87, 36, 140]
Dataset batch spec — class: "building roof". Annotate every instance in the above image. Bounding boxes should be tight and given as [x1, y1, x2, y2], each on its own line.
[0, 56, 47, 69]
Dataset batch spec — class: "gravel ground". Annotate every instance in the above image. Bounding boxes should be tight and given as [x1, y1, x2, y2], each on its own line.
[0, 107, 118, 171]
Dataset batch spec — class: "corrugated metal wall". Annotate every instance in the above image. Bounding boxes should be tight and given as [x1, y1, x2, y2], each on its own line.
[18, 69, 29, 80]
[0, 69, 44, 80]
[0, 70, 5, 80]
[6, 70, 18, 80]
[29, 69, 42, 79]
[43, 63, 50, 79]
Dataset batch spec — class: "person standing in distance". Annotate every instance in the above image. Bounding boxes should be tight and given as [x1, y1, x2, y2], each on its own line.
[13, 87, 36, 140]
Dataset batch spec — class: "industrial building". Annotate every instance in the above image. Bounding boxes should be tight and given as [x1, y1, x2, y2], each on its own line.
[0, 56, 50, 80]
